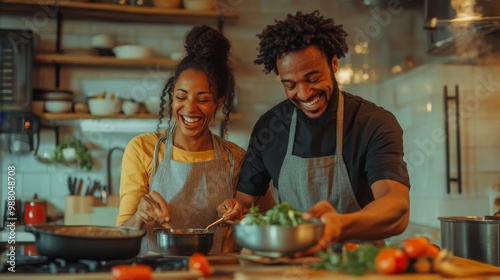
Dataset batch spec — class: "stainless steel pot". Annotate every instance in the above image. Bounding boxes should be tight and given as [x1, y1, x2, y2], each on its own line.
[155, 228, 214, 256]
[438, 216, 500, 266]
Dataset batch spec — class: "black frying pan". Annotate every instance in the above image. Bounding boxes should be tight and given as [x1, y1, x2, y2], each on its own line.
[25, 225, 145, 261]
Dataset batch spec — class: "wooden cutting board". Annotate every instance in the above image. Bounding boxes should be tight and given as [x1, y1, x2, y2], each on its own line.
[3, 256, 499, 280]
[230, 256, 500, 280]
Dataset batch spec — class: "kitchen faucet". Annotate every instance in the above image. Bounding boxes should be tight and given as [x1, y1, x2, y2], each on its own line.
[106, 147, 125, 204]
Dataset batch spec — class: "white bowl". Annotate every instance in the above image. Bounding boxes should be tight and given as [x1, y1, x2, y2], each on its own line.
[122, 101, 140, 115]
[45, 100, 72, 113]
[153, 0, 181, 8]
[144, 96, 161, 116]
[113, 45, 154, 59]
[91, 34, 115, 49]
[183, 0, 213, 10]
[88, 98, 114, 115]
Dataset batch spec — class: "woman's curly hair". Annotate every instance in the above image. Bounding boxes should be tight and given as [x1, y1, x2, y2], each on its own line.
[157, 25, 235, 136]
[254, 10, 349, 75]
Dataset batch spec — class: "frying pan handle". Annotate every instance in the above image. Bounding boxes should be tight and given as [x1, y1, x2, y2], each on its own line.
[24, 225, 40, 237]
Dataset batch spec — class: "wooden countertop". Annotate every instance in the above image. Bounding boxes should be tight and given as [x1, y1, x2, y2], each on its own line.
[2, 255, 500, 280]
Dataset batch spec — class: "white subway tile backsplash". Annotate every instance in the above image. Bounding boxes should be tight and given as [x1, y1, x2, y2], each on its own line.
[475, 148, 500, 173]
[22, 173, 51, 198]
[441, 65, 476, 92]
[475, 118, 500, 147]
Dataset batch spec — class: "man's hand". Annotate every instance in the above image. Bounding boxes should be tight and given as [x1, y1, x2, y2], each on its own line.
[298, 200, 342, 256]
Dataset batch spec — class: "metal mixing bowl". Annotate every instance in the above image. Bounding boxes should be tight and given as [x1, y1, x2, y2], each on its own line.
[233, 219, 324, 256]
[155, 228, 214, 256]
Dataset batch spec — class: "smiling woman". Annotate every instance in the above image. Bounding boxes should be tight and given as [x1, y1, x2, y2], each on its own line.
[116, 25, 276, 256]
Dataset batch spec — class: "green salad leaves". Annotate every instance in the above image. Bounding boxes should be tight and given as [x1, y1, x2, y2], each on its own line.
[240, 202, 304, 226]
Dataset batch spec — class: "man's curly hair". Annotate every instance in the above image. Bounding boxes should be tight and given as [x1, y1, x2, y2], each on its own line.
[254, 10, 349, 75]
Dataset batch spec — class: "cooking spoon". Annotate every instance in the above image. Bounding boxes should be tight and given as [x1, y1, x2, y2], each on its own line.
[205, 216, 225, 231]
[142, 195, 172, 229]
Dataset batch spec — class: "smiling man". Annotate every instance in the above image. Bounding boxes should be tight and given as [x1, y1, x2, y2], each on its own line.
[219, 11, 411, 254]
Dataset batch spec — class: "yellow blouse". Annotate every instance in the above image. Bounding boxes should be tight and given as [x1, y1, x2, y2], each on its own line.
[116, 131, 246, 226]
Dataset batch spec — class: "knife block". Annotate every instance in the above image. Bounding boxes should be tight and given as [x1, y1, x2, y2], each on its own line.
[64, 195, 120, 226]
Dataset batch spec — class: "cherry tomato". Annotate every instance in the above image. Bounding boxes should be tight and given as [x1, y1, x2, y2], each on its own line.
[394, 248, 409, 273]
[403, 237, 429, 259]
[344, 242, 361, 251]
[375, 248, 408, 274]
[189, 252, 213, 277]
[426, 243, 441, 258]
[111, 264, 152, 280]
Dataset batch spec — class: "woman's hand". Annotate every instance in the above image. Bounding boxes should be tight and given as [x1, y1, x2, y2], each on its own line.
[217, 198, 247, 225]
[136, 190, 170, 226]
[298, 200, 342, 256]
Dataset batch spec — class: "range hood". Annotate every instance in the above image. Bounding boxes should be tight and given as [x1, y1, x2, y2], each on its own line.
[425, 0, 500, 57]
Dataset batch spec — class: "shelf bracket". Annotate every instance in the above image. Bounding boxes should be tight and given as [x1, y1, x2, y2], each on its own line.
[55, 10, 63, 88]
[217, 14, 225, 33]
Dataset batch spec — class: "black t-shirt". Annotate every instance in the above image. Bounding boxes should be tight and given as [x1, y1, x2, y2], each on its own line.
[237, 90, 411, 208]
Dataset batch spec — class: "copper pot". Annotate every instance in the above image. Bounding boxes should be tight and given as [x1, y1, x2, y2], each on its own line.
[23, 194, 47, 225]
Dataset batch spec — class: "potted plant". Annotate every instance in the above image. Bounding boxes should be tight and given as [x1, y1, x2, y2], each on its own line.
[52, 137, 93, 171]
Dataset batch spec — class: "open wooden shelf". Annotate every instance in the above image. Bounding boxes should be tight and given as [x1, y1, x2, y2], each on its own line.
[37, 112, 155, 120]
[0, 0, 238, 24]
[35, 53, 178, 68]
[36, 112, 242, 121]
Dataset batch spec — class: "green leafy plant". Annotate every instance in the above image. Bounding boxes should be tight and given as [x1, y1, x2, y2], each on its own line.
[52, 137, 93, 171]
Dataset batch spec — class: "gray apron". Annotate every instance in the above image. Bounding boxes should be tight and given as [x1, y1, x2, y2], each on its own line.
[140, 125, 235, 255]
[278, 92, 384, 249]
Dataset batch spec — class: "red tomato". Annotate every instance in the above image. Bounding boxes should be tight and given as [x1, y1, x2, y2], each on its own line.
[403, 237, 429, 259]
[111, 264, 152, 280]
[426, 243, 441, 258]
[394, 248, 409, 273]
[375, 248, 408, 275]
[189, 252, 213, 277]
[344, 242, 361, 251]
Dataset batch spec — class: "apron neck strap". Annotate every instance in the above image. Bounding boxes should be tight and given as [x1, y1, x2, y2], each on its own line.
[336, 92, 344, 155]
[285, 109, 298, 155]
[151, 124, 235, 185]
[151, 128, 171, 183]
[285, 91, 345, 156]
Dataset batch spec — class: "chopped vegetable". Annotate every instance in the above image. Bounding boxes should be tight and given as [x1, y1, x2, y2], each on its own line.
[240, 202, 304, 226]
[189, 252, 213, 277]
[310, 236, 443, 276]
[111, 264, 152, 280]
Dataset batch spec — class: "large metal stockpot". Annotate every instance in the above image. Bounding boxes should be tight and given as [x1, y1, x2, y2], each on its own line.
[438, 216, 500, 266]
